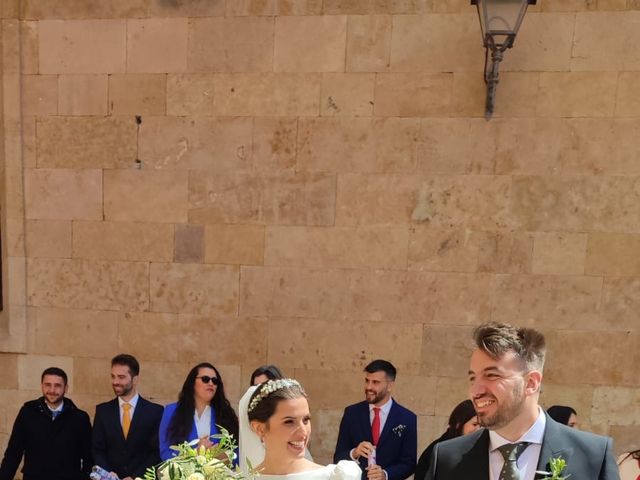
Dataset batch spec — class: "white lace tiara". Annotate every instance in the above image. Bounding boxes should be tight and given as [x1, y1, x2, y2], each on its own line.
[247, 379, 303, 413]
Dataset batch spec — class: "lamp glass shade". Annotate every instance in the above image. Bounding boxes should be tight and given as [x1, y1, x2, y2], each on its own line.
[475, 0, 531, 46]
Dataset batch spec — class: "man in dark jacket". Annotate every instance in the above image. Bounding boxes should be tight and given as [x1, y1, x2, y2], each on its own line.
[0, 367, 92, 480]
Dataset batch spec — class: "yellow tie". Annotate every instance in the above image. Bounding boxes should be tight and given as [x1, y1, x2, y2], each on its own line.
[122, 403, 131, 439]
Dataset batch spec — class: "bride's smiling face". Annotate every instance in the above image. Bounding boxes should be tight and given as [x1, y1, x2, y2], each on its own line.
[258, 397, 311, 459]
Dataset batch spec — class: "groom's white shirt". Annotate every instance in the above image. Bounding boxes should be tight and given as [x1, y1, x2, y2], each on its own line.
[488, 407, 546, 480]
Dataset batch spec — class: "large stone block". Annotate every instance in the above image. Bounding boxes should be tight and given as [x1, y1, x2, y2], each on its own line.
[539, 383, 595, 424]
[126, 18, 188, 73]
[108, 74, 166, 115]
[292, 369, 362, 410]
[226, 0, 323, 15]
[309, 409, 343, 465]
[25, 220, 71, 258]
[323, 0, 372, 13]
[25, 168, 102, 220]
[213, 73, 321, 116]
[21, 0, 148, 19]
[390, 14, 482, 72]
[204, 224, 264, 265]
[252, 117, 298, 172]
[58, 75, 108, 116]
[149, 263, 239, 315]
[592, 386, 640, 426]
[174, 224, 204, 264]
[118, 312, 180, 362]
[491, 274, 602, 329]
[511, 175, 640, 232]
[572, 12, 640, 71]
[72, 221, 174, 262]
[20, 21, 38, 74]
[21, 74, 57, 115]
[320, 73, 375, 117]
[375, 0, 428, 13]
[104, 170, 188, 223]
[189, 172, 335, 226]
[268, 317, 423, 374]
[374, 73, 452, 116]
[532, 232, 588, 275]
[138, 116, 253, 171]
[27, 258, 149, 311]
[394, 375, 438, 415]
[148, 0, 225, 16]
[166, 74, 214, 116]
[175, 315, 268, 366]
[72, 357, 113, 397]
[18, 354, 73, 391]
[345, 15, 392, 72]
[586, 233, 640, 275]
[409, 228, 482, 273]
[274, 16, 346, 72]
[434, 377, 469, 417]
[30, 307, 119, 358]
[0, 354, 18, 389]
[136, 360, 193, 399]
[188, 17, 273, 72]
[264, 226, 409, 269]
[38, 20, 126, 73]
[540, 0, 597, 11]
[537, 72, 617, 117]
[37, 117, 137, 169]
[601, 277, 640, 331]
[615, 72, 640, 116]
[422, 325, 475, 377]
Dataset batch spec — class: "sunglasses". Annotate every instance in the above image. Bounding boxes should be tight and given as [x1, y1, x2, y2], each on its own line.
[197, 376, 219, 385]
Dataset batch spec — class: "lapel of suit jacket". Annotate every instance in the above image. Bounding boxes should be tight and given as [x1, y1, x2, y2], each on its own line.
[460, 428, 491, 480]
[535, 412, 574, 478]
[360, 402, 373, 444]
[127, 396, 146, 441]
[376, 400, 398, 448]
[108, 398, 127, 441]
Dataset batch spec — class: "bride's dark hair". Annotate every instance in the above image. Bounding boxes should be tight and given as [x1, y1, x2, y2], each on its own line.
[167, 362, 239, 443]
[247, 380, 307, 423]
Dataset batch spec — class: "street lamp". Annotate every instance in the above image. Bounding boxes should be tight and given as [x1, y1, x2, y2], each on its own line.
[471, 0, 536, 119]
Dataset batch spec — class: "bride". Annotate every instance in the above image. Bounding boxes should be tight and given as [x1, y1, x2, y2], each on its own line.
[239, 378, 361, 479]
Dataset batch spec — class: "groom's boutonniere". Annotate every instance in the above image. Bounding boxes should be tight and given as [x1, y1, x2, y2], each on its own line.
[536, 457, 570, 480]
[392, 424, 406, 437]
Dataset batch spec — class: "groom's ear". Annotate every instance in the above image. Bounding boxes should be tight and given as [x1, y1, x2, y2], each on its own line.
[524, 370, 543, 395]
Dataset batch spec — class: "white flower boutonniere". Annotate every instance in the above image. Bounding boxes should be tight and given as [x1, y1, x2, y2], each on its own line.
[536, 457, 570, 480]
[392, 424, 406, 437]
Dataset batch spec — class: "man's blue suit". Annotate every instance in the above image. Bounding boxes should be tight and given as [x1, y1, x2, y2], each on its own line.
[334, 400, 417, 480]
[424, 412, 620, 480]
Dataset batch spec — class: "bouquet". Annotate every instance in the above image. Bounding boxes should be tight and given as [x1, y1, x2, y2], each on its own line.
[138, 427, 248, 480]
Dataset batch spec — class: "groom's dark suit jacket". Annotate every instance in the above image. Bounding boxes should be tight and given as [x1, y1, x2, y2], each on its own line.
[334, 400, 417, 480]
[92, 397, 163, 478]
[424, 412, 620, 480]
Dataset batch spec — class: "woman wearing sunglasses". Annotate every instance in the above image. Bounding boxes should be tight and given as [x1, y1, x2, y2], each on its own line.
[158, 362, 239, 461]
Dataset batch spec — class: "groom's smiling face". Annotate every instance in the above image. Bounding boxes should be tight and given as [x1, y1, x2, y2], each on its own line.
[468, 348, 528, 430]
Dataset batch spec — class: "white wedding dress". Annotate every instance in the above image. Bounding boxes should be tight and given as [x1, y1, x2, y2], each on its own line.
[253, 461, 361, 479]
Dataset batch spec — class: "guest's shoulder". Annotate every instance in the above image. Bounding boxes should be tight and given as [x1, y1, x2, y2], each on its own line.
[138, 396, 164, 412]
[391, 399, 417, 418]
[95, 397, 118, 411]
[344, 401, 368, 413]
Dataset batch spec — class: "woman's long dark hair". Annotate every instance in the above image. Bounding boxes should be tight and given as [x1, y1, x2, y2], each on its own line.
[440, 399, 477, 441]
[167, 362, 239, 443]
[547, 405, 577, 426]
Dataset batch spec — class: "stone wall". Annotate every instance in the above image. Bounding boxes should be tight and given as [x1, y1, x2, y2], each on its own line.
[1, 0, 640, 467]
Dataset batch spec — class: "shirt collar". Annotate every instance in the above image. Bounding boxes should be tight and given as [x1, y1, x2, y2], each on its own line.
[369, 397, 393, 415]
[48, 400, 64, 413]
[118, 393, 139, 409]
[489, 406, 546, 451]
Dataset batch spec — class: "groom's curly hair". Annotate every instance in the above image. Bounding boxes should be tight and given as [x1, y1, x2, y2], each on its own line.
[473, 322, 546, 372]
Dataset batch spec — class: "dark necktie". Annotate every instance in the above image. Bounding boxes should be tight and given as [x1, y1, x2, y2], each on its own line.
[371, 407, 381, 445]
[498, 442, 530, 480]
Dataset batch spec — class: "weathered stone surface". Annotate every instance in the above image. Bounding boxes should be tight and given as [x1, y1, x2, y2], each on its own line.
[309, 409, 343, 465]
[26, 220, 71, 258]
[0, 354, 18, 389]
[72, 221, 174, 262]
[37, 117, 137, 168]
[25, 168, 102, 220]
[21, 74, 57, 115]
[104, 170, 188, 223]
[127, 18, 188, 73]
[422, 325, 474, 377]
[252, 117, 297, 171]
[58, 74, 108, 115]
[434, 377, 469, 416]
[323, 0, 371, 13]
[39, 20, 126, 73]
[21, 0, 148, 19]
[138, 117, 253, 171]
[27, 258, 149, 311]
[118, 312, 180, 362]
[532, 233, 588, 275]
[491, 274, 602, 329]
[274, 16, 346, 72]
[264, 226, 409, 269]
[374, 73, 452, 116]
[592, 386, 640, 425]
[539, 383, 595, 426]
[213, 74, 321, 116]
[601, 277, 640, 331]
[374, 0, 428, 13]
[149, 263, 239, 315]
[31, 307, 119, 358]
[586, 233, 640, 275]
[390, 14, 482, 72]
[320, 73, 375, 117]
[108, 74, 166, 115]
[540, 0, 596, 11]
[537, 72, 617, 117]
[188, 17, 273, 72]
[297, 117, 419, 173]
[204, 225, 264, 265]
[20, 21, 38, 74]
[73, 357, 113, 397]
[189, 172, 335, 226]
[148, 0, 225, 16]
[166, 74, 214, 116]
[394, 375, 438, 416]
[345, 15, 392, 72]
[226, 0, 323, 15]
[425, 0, 471, 12]
[268, 317, 423, 373]
[174, 224, 204, 264]
[18, 354, 73, 391]
[293, 369, 362, 410]
[615, 72, 640, 116]
[511, 175, 640, 233]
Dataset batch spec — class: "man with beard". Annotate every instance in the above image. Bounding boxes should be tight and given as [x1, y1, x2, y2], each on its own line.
[92, 354, 163, 479]
[0, 367, 92, 480]
[334, 360, 417, 480]
[424, 322, 619, 480]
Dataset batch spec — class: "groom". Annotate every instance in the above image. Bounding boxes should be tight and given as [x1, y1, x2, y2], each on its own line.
[424, 322, 620, 480]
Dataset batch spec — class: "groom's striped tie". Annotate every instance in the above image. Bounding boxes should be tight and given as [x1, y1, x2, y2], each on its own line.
[498, 442, 531, 480]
